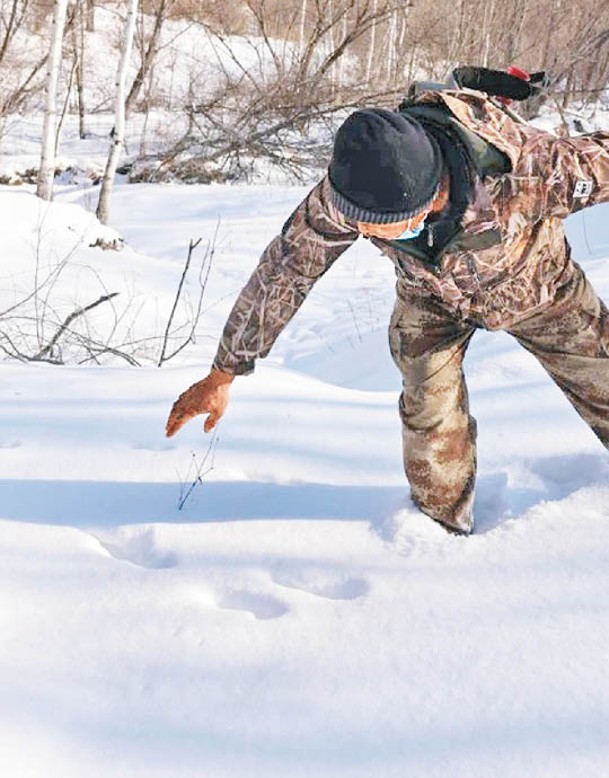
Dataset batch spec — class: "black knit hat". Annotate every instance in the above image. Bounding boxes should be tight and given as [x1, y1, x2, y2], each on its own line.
[328, 108, 443, 224]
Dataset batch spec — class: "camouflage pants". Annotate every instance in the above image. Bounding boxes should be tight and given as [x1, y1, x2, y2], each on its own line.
[388, 262, 609, 534]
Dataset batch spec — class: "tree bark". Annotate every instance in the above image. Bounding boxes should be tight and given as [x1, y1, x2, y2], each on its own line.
[70, 0, 88, 138]
[125, 0, 172, 118]
[36, 0, 69, 201]
[96, 0, 139, 225]
[86, 0, 95, 32]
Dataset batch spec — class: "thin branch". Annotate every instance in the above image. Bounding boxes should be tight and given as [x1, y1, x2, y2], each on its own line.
[31, 292, 119, 362]
[157, 237, 201, 366]
[177, 433, 219, 511]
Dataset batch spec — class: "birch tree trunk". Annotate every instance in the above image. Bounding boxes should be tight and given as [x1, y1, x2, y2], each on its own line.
[71, 0, 88, 139]
[36, 0, 69, 202]
[86, 0, 96, 32]
[96, 0, 138, 225]
[365, 0, 378, 84]
[125, 0, 173, 119]
[385, 9, 396, 85]
[298, 0, 308, 56]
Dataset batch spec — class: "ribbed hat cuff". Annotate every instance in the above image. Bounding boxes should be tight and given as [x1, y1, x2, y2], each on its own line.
[329, 184, 438, 225]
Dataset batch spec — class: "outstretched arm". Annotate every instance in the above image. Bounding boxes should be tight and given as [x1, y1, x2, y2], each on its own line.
[165, 177, 358, 436]
[212, 176, 359, 376]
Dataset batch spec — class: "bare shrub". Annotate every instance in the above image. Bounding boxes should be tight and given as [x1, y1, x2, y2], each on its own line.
[0, 234, 141, 365]
[0, 212, 217, 368]
[134, 1, 404, 183]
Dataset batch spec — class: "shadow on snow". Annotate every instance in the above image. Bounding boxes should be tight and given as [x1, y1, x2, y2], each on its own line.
[1, 451, 608, 535]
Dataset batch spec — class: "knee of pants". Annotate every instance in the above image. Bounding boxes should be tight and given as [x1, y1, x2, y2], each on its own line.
[398, 381, 470, 433]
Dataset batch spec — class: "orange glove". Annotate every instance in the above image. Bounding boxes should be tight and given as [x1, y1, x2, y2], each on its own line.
[165, 369, 234, 437]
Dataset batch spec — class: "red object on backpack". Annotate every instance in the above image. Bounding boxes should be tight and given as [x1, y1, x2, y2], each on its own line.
[507, 66, 530, 82]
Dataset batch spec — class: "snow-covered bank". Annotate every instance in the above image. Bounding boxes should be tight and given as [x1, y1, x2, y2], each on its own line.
[1, 183, 609, 777]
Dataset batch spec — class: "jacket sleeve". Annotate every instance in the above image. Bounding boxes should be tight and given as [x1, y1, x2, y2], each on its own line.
[521, 129, 609, 220]
[212, 176, 359, 375]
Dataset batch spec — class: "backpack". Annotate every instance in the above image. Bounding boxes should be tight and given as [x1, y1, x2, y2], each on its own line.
[405, 66, 548, 104]
[396, 66, 548, 179]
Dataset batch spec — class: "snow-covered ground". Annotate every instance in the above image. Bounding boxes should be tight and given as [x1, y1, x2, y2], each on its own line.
[2, 159, 609, 775]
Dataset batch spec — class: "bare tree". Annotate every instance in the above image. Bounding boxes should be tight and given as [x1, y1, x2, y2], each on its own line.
[96, 0, 139, 225]
[125, 0, 177, 117]
[36, 0, 68, 201]
[68, 0, 88, 138]
[0, 0, 47, 121]
[0, 0, 30, 64]
[140, 0, 407, 184]
[85, 0, 95, 31]
[8, 0, 609, 192]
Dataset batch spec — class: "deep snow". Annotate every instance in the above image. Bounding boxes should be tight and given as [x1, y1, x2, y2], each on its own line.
[1, 169, 609, 776]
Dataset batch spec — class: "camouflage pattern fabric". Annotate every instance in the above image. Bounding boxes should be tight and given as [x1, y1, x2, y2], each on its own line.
[390, 262, 609, 533]
[212, 89, 609, 531]
[388, 289, 478, 533]
[510, 262, 609, 446]
[213, 178, 359, 375]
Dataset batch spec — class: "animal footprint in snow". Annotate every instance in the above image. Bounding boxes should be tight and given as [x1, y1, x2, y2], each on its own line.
[271, 570, 369, 601]
[93, 527, 177, 570]
[216, 589, 289, 620]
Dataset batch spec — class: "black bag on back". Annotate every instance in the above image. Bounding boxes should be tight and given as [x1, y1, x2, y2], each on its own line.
[407, 66, 548, 102]
[452, 66, 547, 101]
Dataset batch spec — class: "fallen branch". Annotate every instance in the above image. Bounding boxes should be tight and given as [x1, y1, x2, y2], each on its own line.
[31, 291, 119, 362]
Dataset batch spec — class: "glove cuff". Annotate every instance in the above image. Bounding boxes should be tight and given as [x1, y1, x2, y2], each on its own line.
[208, 368, 235, 387]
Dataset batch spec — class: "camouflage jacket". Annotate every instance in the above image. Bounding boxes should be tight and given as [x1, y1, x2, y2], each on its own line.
[213, 89, 609, 375]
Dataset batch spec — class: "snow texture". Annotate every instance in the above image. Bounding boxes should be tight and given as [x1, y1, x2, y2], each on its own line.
[1, 126, 609, 777]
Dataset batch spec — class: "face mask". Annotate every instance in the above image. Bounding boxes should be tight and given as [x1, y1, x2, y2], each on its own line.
[397, 218, 426, 241]
[357, 207, 431, 241]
